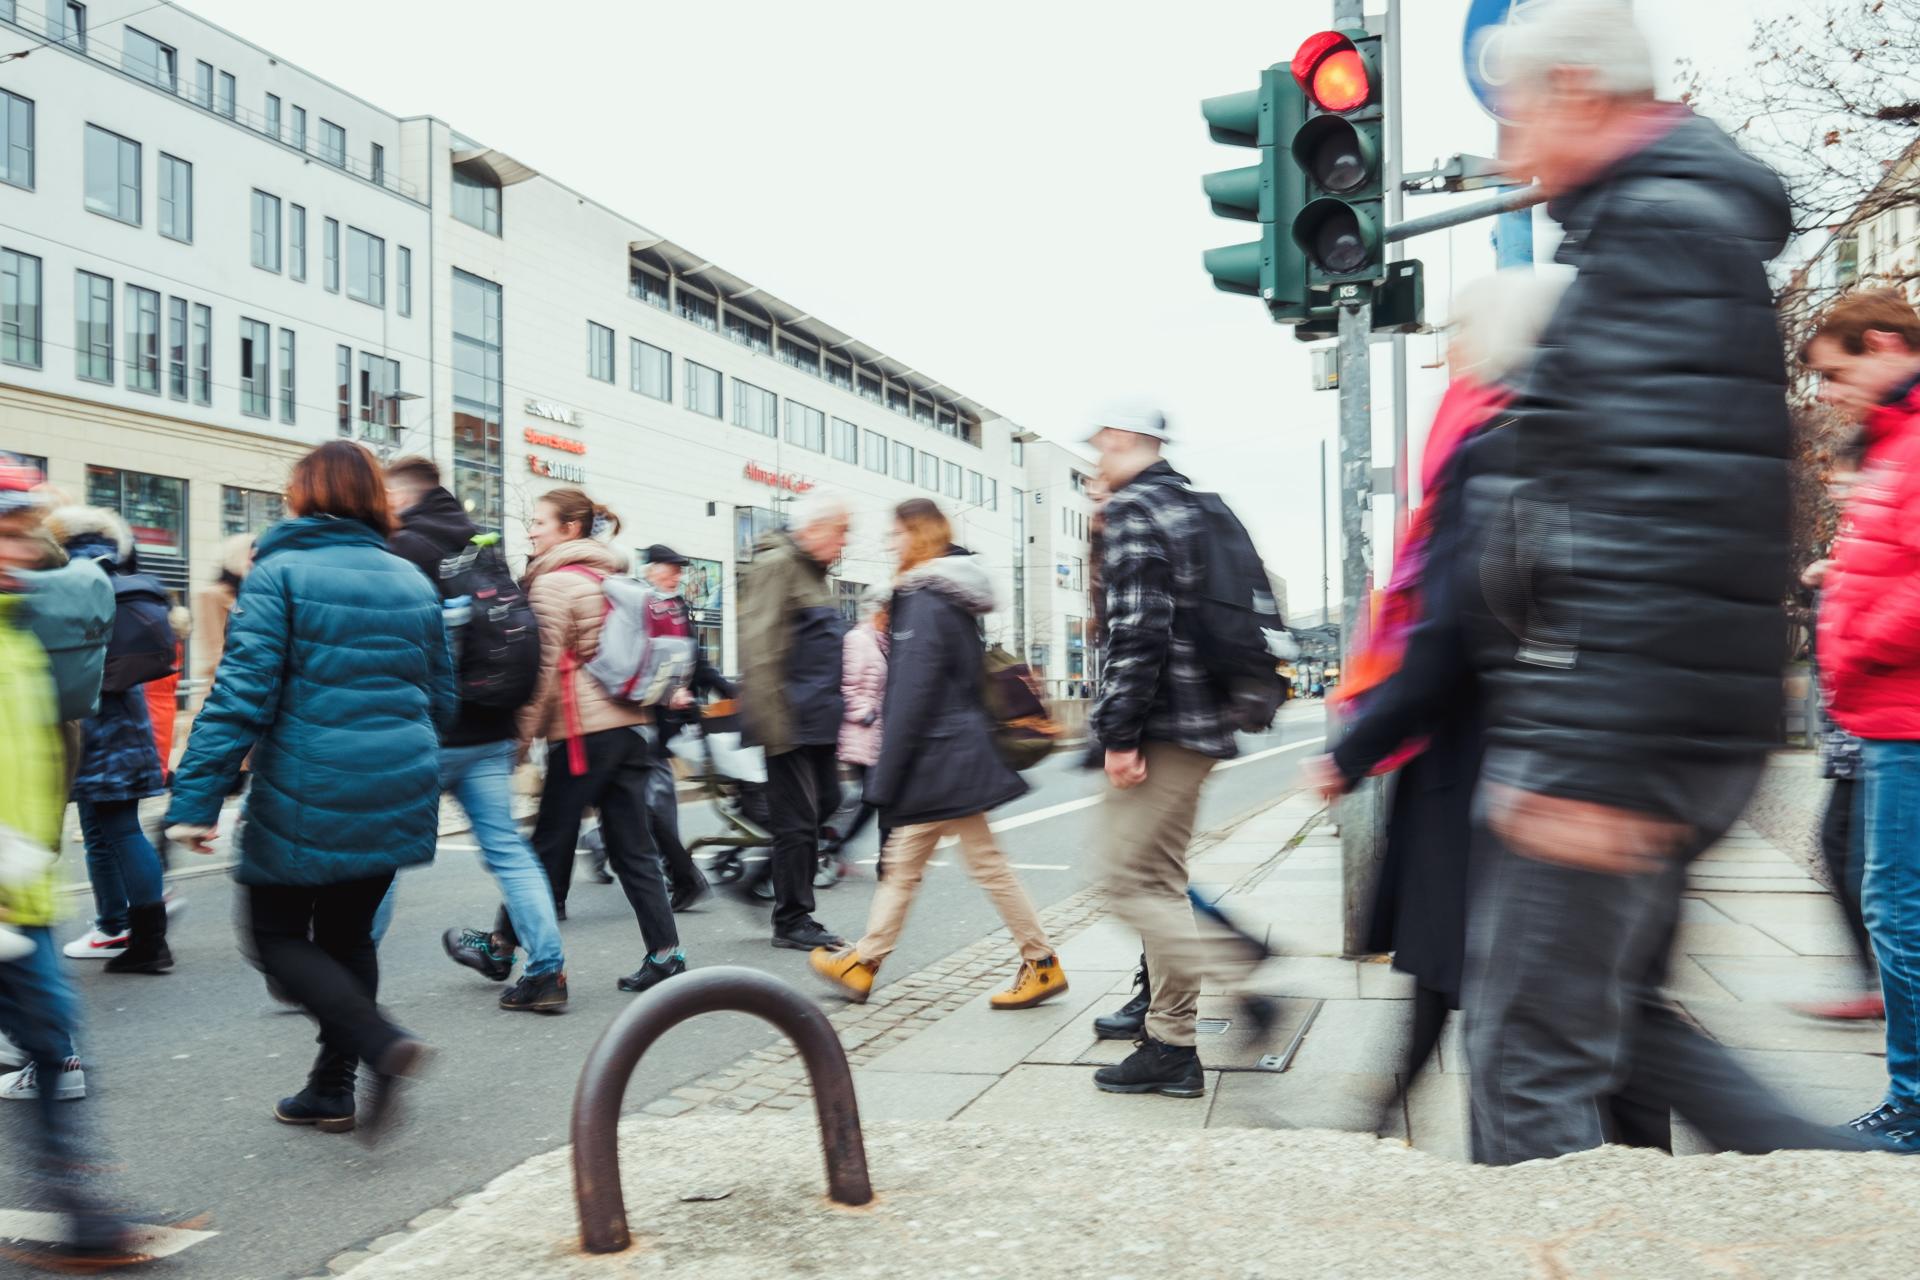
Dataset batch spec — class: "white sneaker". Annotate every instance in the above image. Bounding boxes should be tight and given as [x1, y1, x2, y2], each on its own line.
[0, 1028, 23, 1069]
[0, 1058, 86, 1101]
[63, 927, 129, 960]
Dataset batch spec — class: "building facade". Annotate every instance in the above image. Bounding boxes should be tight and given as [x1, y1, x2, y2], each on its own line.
[1018, 441, 1100, 695]
[0, 1, 1027, 674]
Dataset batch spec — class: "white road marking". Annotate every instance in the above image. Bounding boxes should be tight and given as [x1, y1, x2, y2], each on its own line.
[985, 736, 1325, 833]
[0, 1211, 216, 1259]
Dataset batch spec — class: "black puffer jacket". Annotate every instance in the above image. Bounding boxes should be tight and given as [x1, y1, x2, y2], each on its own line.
[865, 551, 1026, 826]
[390, 486, 517, 748]
[1475, 108, 1792, 816]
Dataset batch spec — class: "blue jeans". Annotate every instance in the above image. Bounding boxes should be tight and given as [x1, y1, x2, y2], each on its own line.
[77, 798, 166, 935]
[374, 742, 564, 978]
[0, 927, 81, 1161]
[1861, 739, 1920, 1107]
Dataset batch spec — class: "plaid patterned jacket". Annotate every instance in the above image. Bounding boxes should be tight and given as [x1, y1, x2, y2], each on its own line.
[1090, 461, 1238, 760]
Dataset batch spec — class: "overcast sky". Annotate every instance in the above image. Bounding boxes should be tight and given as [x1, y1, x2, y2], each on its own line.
[188, 0, 1791, 613]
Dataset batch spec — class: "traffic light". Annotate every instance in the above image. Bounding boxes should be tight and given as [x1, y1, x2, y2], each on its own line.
[1288, 29, 1386, 288]
[1200, 67, 1308, 321]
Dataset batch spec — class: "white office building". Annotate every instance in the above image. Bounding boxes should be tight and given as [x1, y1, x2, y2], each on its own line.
[0, 1, 1026, 673]
[1018, 440, 1101, 694]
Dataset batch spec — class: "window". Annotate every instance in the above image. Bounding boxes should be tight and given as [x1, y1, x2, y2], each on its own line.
[939, 410, 959, 438]
[346, 227, 384, 305]
[123, 29, 175, 91]
[336, 345, 352, 435]
[84, 125, 140, 224]
[265, 94, 281, 140]
[0, 90, 31, 190]
[452, 165, 501, 235]
[87, 468, 187, 561]
[166, 296, 186, 399]
[686, 360, 722, 419]
[631, 339, 671, 402]
[677, 286, 718, 331]
[396, 246, 411, 316]
[831, 418, 860, 465]
[825, 357, 852, 391]
[893, 440, 914, 483]
[921, 451, 939, 493]
[914, 400, 935, 428]
[190, 303, 210, 404]
[358, 352, 400, 440]
[278, 329, 295, 424]
[1010, 437, 1025, 466]
[777, 337, 819, 375]
[988, 478, 999, 511]
[732, 379, 777, 436]
[969, 471, 984, 507]
[221, 487, 284, 537]
[288, 205, 306, 281]
[157, 154, 191, 242]
[54, 2, 85, 52]
[944, 460, 963, 500]
[725, 309, 770, 353]
[74, 270, 112, 382]
[452, 270, 504, 529]
[194, 60, 212, 108]
[320, 218, 338, 290]
[863, 430, 888, 475]
[1066, 616, 1087, 679]
[125, 284, 158, 393]
[734, 506, 783, 562]
[586, 321, 614, 382]
[629, 266, 667, 309]
[858, 372, 883, 404]
[786, 401, 825, 453]
[319, 119, 345, 167]
[370, 142, 384, 186]
[1, 249, 42, 368]
[240, 317, 270, 417]
[834, 580, 866, 626]
[888, 386, 910, 418]
[250, 190, 281, 272]
[290, 105, 307, 153]
[217, 72, 235, 119]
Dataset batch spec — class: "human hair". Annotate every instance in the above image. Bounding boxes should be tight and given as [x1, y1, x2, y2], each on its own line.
[788, 491, 850, 533]
[537, 486, 620, 541]
[1477, 0, 1655, 98]
[285, 440, 394, 536]
[860, 584, 891, 624]
[385, 454, 441, 489]
[1448, 269, 1570, 384]
[1803, 288, 1920, 360]
[894, 498, 952, 576]
[217, 532, 255, 581]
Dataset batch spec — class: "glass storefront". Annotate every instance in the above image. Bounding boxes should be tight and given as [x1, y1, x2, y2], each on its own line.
[452, 269, 504, 532]
[221, 485, 284, 537]
[733, 505, 782, 562]
[86, 464, 189, 600]
[682, 556, 725, 674]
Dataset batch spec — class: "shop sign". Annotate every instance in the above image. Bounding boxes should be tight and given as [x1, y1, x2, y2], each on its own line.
[524, 427, 586, 455]
[525, 400, 581, 428]
[743, 461, 814, 494]
[529, 454, 586, 484]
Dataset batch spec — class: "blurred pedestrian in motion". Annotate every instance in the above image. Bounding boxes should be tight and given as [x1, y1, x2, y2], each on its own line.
[191, 533, 255, 693]
[1458, 0, 1858, 1163]
[1804, 289, 1920, 1150]
[140, 604, 190, 784]
[45, 505, 174, 974]
[166, 441, 449, 1141]
[831, 586, 892, 874]
[381, 456, 564, 1014]
[737, 493, 851, 952]
[812, 501, 1065, 1007]
[1303, 270, 1565, 1128]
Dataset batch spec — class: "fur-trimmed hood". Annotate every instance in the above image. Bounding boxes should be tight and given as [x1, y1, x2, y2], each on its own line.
[897, 552, 996, 617]
[45, 505, 134, 564]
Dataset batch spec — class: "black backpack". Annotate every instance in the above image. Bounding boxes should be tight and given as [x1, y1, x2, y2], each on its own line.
[436, 535, 541, 710]
[1180, 489, 1287, 733]
[100, 571, 178, 693]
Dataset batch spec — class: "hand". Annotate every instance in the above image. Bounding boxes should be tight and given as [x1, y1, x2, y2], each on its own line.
[1485, 784, 1692, 876]
[1801, 559, 1835, 590]
[165, 824, 219, 856]
[670, 688, 695, 711]
[1301, 754, 1346, 802]
[1105, 748, 1148, 790]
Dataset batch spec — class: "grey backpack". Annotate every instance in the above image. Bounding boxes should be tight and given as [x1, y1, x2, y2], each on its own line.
[567, 571, 697, 706]
[17, 560, 116, 721]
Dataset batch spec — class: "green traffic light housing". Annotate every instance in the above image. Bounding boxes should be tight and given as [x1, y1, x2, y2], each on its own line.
[1198, 65, 1309, 319]
[1286, 28, 1387, 288]
[1293, 197, 1382, 279]
[1290, 115, 1381, 200]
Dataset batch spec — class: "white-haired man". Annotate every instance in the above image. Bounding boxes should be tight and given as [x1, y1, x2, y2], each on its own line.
[736, 492, 851, 951]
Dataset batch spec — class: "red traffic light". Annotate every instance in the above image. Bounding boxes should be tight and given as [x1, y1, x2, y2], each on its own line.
[1291, 30, 1373, 114]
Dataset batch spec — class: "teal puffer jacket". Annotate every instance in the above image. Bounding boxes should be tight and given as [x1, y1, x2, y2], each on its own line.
[166, 516, 455, 886]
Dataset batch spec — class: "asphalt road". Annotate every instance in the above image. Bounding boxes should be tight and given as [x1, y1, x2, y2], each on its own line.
[2, 706, 1326, 1279]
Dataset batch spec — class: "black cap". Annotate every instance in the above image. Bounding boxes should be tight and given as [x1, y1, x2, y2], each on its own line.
[644, 543, 689, 566]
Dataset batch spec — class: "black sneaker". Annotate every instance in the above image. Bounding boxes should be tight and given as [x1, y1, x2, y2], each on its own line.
[1093, 955, 1150, 1040]
[774, 919, 847, 951]
[1850, 1100, 1920, 1140]
[500, 971, 569, 1014]
[1093, 1037, 1206, 1098]
[671, 874, 713, 913]
[358, 1038, 431, 1147]
[617, 954, 687, 993]
[443, 927, 513, 982]
[274, 1086, 356, 1134]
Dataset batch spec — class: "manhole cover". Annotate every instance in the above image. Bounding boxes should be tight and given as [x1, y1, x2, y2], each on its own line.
[1195, 1018, 1232, 1035]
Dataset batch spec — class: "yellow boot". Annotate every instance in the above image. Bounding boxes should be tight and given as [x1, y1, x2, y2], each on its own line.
[991, 954, 1069, 1010]
[810, 947, 879, 1003]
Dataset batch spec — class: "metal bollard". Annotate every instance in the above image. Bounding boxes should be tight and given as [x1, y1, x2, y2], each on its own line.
[571, 966, 873, 1254]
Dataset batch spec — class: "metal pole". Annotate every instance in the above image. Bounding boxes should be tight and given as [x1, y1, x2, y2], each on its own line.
[1335, 294, 1377, 954]
[1387, 184, 1546, 243]
[1385, 0, 1409, 554]
[1319, 438, 1330, 625]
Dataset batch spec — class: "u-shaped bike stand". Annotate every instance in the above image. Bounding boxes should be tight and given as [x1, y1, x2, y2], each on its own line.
[571, 966, 874, 1254]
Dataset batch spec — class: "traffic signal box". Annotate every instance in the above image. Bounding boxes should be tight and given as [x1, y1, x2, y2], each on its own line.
[1289, 29, 1386, 290]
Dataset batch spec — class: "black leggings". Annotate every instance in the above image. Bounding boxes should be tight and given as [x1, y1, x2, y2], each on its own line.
[248, 874, 402, 1068]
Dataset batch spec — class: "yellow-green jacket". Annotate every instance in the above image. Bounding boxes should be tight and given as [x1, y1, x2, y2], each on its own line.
[0, 595, 63, 927]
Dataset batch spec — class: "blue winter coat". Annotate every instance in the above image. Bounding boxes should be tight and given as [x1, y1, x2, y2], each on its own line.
[65, 536, 164, 805]
[166, 516, 455, 887]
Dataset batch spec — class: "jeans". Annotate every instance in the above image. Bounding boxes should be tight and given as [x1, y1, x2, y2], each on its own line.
[1861, 739, 1920, 1107]
[0, 928, 86, 1199]
[1819, 777, 1873, 976]
[449, 741, 564, 977]
[761, 744, 839, 934]
[249, 874, 404, 1069]
[77, 797, 166, 935]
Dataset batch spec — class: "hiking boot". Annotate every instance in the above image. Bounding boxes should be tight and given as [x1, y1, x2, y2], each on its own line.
[991, 955, 1069, 1010]
[500, 971, 569, 1013]
[1093, 954, 1150, 1040]
[443, 927, 514, 982]
[102, 902, 172, 975]
[810, 947, 879, 1003]
[773, 919, 845, 951]
[358, 1038, 431, 1147]
[274, 1048, 357, 1133]
[1093, 1037, 1206, 1098]
[617, 954, 686, 994]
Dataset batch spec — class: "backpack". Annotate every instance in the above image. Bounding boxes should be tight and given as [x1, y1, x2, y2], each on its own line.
[578, 575, 698, 708]
[15, 560, 115, 721]
[1180, 489, 1289, 734]
[982, 643, 1060, 771]
[435, 535, 541, 710]
[100, 571, 177, 694]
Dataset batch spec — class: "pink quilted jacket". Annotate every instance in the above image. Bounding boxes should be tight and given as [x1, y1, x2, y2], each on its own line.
[837, 623, 889, 766]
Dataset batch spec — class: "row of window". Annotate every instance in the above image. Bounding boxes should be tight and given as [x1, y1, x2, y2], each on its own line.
[68, 266, 213, 406]
[337, 345, 403, 442]
[249, 188, 412, 314]
[1063, 507, 1091, 541]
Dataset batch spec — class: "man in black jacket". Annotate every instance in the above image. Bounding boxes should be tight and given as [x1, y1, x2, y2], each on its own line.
[383, 457, 567, 1013]
[1458, 1, 1852, 1162]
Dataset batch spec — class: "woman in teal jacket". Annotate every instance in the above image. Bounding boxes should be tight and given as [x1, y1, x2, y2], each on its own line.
[168, 442, 454, 1141]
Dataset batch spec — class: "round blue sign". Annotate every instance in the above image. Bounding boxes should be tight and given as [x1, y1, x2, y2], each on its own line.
[1462, 0, 1539, 123]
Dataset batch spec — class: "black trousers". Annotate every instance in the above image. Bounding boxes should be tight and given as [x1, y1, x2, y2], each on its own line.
[760, 744, 838, 933]
[1820, 777, 1874, 973]
[512, 727, 678, 955]
[248, 874, 401, 1069]
[835, 763, 892, 876]
[645, 751, 702, 895]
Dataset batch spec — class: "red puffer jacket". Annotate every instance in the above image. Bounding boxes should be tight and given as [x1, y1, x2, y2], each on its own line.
[1821, 380, 1920, 739]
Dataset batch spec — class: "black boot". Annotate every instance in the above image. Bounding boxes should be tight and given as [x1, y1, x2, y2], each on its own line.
[1093, 954, 1149, 1040]
[103, 901, 173, 975]
[1092, 1037, 1205, 1098]
[274, 1048, 357, 1133]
